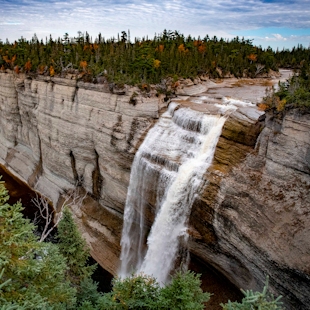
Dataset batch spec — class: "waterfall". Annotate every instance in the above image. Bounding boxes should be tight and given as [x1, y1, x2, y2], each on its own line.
[119, 102, 229, 284]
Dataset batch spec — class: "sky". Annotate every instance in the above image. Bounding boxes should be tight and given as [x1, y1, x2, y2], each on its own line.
[0, 0, 309, 50]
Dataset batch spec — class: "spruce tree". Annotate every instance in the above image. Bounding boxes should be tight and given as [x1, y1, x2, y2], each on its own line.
[0, 179, 76, 309]
[56, 207, 96, 287]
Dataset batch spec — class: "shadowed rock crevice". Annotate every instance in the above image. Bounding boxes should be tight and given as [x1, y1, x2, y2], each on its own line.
[69, 150, 80, 185]
[92, 149, 103, 200]
[28, 134, 43, 187]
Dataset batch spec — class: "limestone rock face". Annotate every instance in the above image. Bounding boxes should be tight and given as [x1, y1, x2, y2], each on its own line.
[1, 71, 309, 309]
[0, 72, 162, 275]
[189, 109, 310, 309]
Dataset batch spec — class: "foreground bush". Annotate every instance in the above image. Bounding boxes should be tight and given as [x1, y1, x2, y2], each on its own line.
[99, 271, 210, 309]
[221, 277, 282, 310]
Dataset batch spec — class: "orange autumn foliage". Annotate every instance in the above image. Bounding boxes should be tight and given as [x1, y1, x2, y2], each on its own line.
[193, 40, 201, 47]
[24, 60, 32, 72]
[247, 53, 257, 62]
[198, 45, 206, 53]
[80, 60, 88, 71]
[178, 44, 186, 53]
[141, 83, 148, 90]
[14, 66, 20, 74]
[172, 81, 180, 89]
[2, 55, 9, 63]
[259, 96, 286, 112]
[3, 55, 16, 68]
[257, 103, 269, 111]
[156, 44, 164, 52]
[49, 65, 55, 76]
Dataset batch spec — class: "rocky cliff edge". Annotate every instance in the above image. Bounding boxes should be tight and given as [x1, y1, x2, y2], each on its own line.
[0, 71, 309, 309]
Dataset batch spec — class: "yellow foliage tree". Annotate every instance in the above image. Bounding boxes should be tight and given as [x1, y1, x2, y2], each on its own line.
[178, 44, 185, 53]
[153, 59, 161, 68]
[49, 65, 55, 76]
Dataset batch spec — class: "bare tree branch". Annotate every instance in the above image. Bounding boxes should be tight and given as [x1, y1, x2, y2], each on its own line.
[255, 63, 265, 77]
[32, 185, 87, 242]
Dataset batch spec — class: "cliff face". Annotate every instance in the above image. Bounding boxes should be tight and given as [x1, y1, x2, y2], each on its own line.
[0, 71, 309, 309]
[190, 109, 310, 308]
[0, 72, 163, 275]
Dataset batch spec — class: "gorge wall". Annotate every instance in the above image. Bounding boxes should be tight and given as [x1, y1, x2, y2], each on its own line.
[0, 71, 309, 309]
[0, 71, 163, 274]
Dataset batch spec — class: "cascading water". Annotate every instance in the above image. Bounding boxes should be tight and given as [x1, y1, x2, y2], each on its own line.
[119, 101, 232, 284]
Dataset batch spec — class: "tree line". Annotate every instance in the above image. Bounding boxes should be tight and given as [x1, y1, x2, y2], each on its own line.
[0, 30, 309, 87]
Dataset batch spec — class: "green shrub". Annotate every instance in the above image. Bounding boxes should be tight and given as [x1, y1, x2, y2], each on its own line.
[99, 270, 210, 310]
[221, 277, 282, 310]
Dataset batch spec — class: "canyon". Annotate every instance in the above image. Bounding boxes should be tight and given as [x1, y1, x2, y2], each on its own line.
[0, 70, 309, 309]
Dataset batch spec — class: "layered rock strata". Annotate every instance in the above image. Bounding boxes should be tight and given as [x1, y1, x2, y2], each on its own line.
[0, 71, 309, 309]
[0, 72, 163, 275]
[190, 109, 310, 309]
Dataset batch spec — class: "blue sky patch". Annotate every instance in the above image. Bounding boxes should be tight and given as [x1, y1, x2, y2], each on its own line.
[0, 0, 309, 49]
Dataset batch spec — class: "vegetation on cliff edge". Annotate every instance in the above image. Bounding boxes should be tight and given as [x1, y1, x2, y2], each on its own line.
[0, 30, 308, 87]
[259, 61, 310, 112]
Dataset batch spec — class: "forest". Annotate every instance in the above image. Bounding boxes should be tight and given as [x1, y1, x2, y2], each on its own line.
[0, 30, 309, 87]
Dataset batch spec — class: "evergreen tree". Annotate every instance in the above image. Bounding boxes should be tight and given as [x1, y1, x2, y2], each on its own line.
[56, 207, 102, 309]
[3, 30, 308, 85]
[159, 270, 210, 309]
[221, 277, 282, 310]
[56, 207, 96, 287]
[0, 179, 76, 309]
[98, 271, 210, 309]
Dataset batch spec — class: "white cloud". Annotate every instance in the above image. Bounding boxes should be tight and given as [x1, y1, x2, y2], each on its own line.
[0, 0, 309, 49]
[265, 34, 288, 41]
